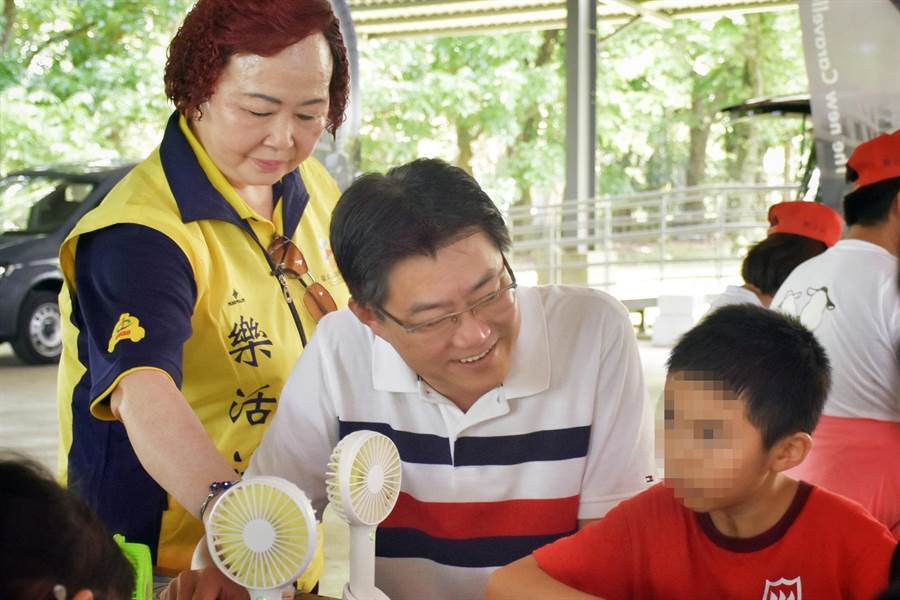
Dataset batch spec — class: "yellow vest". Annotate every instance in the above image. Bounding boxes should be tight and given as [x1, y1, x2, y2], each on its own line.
[57, 114, 346, 581]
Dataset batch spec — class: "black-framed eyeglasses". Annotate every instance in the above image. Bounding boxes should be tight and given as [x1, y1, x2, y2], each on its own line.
[379, 257, 517, 337]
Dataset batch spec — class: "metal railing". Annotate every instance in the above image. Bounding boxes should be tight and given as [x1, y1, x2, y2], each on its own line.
[504, 183, 800, 301]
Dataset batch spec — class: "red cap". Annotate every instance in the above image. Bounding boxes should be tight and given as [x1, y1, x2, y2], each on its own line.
[847, 130, 900, 189]
[767, 201, 844, 247]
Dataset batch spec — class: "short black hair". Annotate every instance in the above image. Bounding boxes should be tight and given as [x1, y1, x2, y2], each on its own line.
[843, 168, 900, 227]
[741, 233, 828, 296]
[330, 158, 511, 311]
[667, 304, 831, 449]
[0, 455, 135, 599]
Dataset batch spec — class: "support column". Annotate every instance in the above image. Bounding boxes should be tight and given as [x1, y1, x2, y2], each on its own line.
[563, 0, 596, 284]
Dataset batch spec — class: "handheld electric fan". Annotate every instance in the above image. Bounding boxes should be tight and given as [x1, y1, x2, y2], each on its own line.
[205, 476, 318, 600]
[326, 430, 403, 600]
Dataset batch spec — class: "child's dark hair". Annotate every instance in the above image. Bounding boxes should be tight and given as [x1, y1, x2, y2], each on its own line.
[875, 544, 900, 599]
[0, 454, 134, 599]
[667, 304, 831, 449]
[741, 233, 828, 296]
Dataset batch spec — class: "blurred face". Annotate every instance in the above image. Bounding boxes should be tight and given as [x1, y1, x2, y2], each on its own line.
[189, 33, 332, 192]
[367, 231, 521, 410]
[663, 372, 771, 513]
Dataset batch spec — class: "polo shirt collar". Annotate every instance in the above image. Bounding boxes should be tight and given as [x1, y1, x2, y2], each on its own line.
[372, 335, 420, 393]
[502, 285, 551, 398]
[370, 285, 551, 399]
[158, 111, 309, 237]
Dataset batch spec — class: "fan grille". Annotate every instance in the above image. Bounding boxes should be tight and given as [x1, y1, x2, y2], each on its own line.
[208, 479, 314, 589]
[326, 431, 402, 525]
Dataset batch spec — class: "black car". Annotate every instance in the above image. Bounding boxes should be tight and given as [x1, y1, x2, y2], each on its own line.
[0, 163, 133, 364]
[721, 94, 819, 201]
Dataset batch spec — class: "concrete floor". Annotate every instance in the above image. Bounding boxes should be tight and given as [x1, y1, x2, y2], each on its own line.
[0, 339, 670, 596]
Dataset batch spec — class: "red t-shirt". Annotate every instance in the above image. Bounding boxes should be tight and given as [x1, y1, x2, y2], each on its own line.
[534, 482, 896, 600]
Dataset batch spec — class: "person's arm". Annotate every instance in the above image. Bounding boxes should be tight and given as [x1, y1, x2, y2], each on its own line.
[72, 225, 235, 519]
[486, 556, 605, 600]
[171, 318, 345, 598]
[110, 370, 239, 520]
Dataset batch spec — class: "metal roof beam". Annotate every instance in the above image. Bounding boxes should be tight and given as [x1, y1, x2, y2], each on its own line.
[601, 0, 673, 27]
[351, 1, 562, 21]
[354, 6, 566, 27]
[350, 0, 798, 38]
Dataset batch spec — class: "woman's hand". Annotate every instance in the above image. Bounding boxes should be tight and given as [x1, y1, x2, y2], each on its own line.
[160, 567, 249, 600]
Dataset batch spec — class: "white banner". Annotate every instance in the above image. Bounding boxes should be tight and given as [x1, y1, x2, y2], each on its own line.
[798, 0, 900, 210]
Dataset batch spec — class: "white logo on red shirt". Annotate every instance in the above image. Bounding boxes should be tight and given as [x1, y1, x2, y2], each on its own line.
[762, 576, 802, 600]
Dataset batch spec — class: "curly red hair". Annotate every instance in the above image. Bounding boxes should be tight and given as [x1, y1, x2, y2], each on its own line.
[164, 0, 349, 136]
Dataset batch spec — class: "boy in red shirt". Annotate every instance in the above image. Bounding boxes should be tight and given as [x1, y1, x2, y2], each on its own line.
[487, 304, 898, 600]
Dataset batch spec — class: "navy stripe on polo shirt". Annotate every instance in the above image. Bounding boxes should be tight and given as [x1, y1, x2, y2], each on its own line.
[455, 426, 591, 466]
[338, 420, 591, 465]
[339, 420, 452, 465]
[67, 223, 195, 559]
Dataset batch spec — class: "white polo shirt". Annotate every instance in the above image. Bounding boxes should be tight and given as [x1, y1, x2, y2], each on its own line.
[248, 285, 655, 600]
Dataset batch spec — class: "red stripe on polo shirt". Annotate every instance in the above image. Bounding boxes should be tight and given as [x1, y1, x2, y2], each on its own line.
[382, 492, 580, 539]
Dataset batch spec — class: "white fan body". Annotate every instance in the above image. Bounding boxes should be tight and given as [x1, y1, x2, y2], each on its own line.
[326, 430, 402, 600]
[205, 476, 319, 600]
[346, 524, 389, 600]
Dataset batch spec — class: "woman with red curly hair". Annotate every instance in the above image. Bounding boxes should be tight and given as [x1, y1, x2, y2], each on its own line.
[56, 0, 350, 587]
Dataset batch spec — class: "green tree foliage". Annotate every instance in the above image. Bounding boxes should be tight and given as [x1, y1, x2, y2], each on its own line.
[357, 30, 565, 209]
[593, 12, 807, 193]
[0, 0, 189, 172]
[0, 1, 807, 211]
[357, 12, 806, 206]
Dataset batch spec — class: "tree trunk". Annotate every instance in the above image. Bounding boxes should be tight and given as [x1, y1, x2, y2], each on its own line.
[743, 13, 766, 184]
[726, 13, 768, 185]
[456, 121, 475, 175]
[686, 86, 709, 187]
[1, 0, 15, 52]
[508, 29, 561, 207]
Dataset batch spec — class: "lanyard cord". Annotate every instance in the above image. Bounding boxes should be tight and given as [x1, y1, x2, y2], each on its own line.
[220, 202, 307, 348]
[245, 225, 308, 348]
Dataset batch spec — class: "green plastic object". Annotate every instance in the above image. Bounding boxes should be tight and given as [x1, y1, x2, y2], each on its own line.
[114, 533, 153, 600]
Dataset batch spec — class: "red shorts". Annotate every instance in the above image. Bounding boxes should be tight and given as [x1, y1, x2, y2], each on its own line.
[790, 415, 900, 538]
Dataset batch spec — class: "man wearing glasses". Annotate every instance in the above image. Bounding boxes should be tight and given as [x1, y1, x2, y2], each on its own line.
[178, 158, 654, 600]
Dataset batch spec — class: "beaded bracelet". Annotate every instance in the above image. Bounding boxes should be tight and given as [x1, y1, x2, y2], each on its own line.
[199, 480, 237, 521]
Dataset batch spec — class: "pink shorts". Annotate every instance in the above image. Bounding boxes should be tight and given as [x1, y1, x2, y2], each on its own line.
[789, 415, 900, 538]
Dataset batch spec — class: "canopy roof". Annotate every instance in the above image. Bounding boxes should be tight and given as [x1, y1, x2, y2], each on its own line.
[347, 0, 796, 38]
